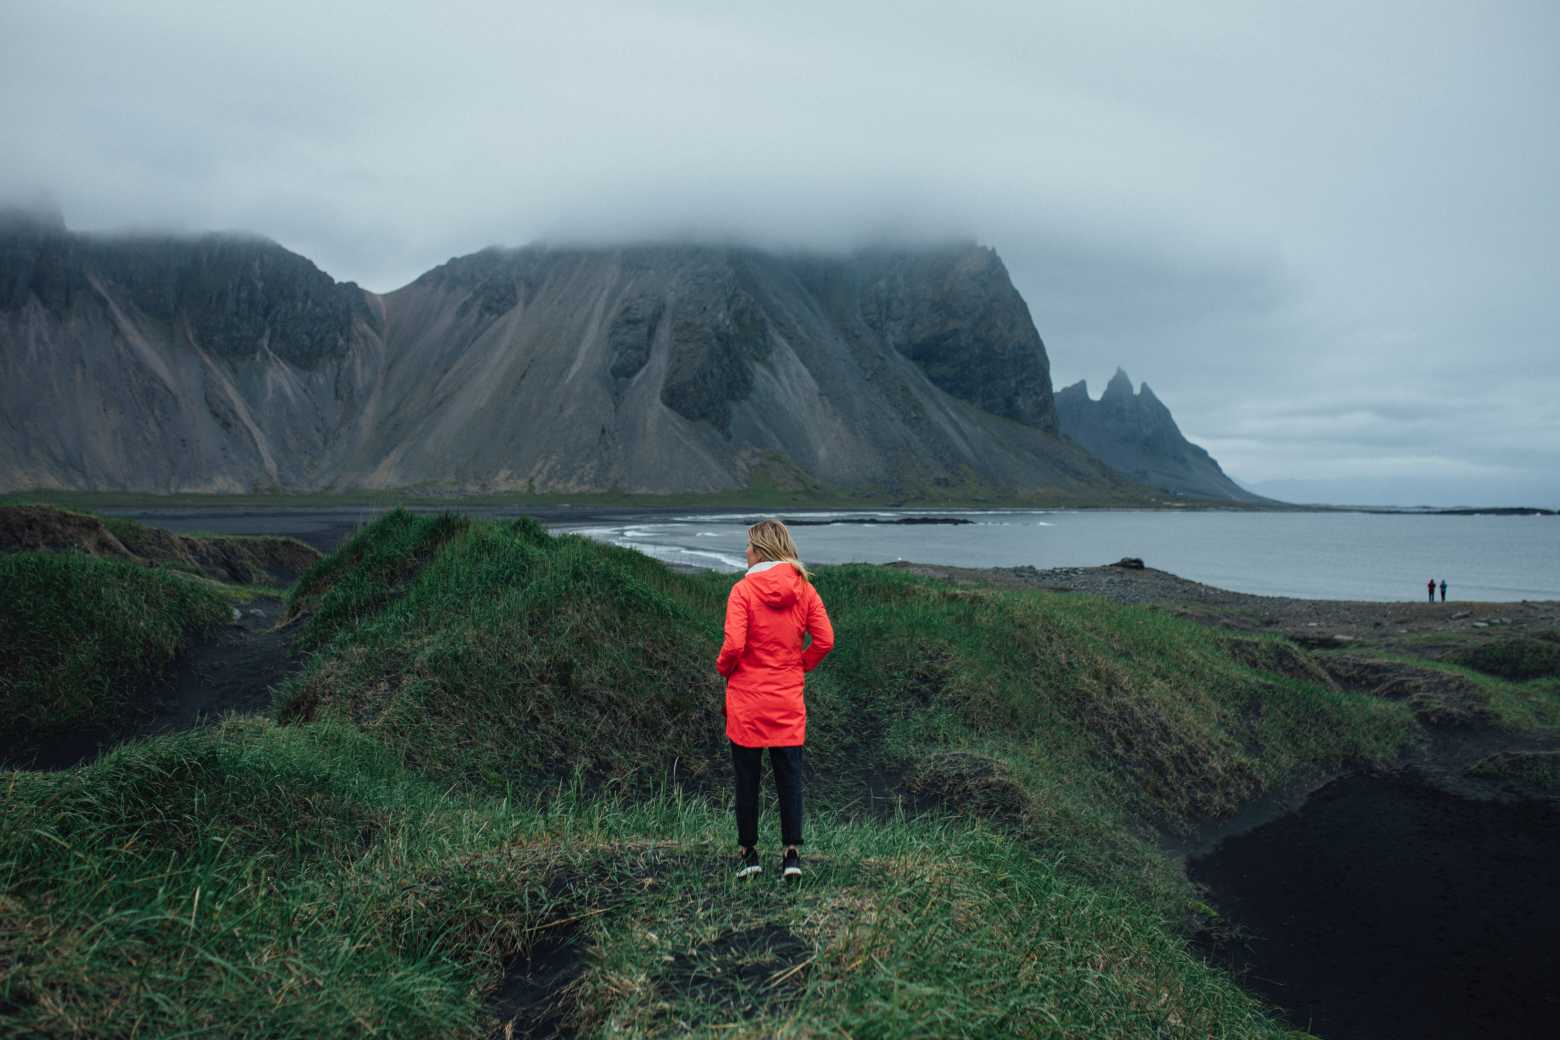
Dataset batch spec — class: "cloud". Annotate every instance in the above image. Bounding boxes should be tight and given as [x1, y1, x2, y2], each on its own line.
[1, 0, 1556, 505]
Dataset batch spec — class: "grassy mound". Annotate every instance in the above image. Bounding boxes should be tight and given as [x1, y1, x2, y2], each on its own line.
[0, 504, 319, 586]
[280, 513, 728, 790]
[0, 551, 232, 759]
[1467, 749, 1560, 796]
[279, 514, 1410, 832]
[0, 720, 1292, 1039]
[1449, 634, 1560, 682]
[3, 510, 1434, 1036]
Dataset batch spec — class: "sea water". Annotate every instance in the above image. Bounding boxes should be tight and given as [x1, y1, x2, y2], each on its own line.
[109, 506, 1559, 603]
[558, 509, 1560, 602]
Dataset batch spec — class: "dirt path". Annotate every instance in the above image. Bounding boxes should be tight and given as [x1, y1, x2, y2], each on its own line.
[137, 597, 298, 738]
[15, 597, 300, 770]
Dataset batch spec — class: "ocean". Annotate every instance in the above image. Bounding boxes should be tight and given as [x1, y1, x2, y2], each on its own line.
[106, 506, 1559, 603]
[557, 509, 1560, 602]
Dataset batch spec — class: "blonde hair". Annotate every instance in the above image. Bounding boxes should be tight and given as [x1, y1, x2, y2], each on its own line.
[747, 518, 810, 581]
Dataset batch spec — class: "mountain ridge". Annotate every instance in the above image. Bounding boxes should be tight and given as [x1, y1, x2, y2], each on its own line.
[1, 222, 1140, 499]
[1055, 368, 1262, 502]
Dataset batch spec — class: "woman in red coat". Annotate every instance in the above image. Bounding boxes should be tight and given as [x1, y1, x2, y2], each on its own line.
[716, 518, 834, 880]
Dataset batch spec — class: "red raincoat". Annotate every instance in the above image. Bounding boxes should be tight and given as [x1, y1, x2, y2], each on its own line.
[716, 561, 834, 747]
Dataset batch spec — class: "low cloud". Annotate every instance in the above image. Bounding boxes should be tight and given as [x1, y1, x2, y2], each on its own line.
[2, 0, 1556, 505]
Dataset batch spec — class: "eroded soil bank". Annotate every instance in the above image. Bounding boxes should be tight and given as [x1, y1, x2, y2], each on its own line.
[1189, 771, 1560, 1040]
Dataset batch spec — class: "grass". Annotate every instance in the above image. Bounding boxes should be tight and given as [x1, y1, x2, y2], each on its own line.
[1, 510, 1457, 1037]
[1448, 633, 1560, 682]
[1, 502, 318, 587]
[1317, 646, 1560, 731]
[277, 516, 1412, 843]
[1466, 749, 1560, 793]
[0, 721, 1298, 1039]
[94, 511, 318, 586]
[0, 552, 232, 750]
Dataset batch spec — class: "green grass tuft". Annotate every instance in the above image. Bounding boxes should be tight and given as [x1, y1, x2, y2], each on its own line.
[0, 552, 231, 749]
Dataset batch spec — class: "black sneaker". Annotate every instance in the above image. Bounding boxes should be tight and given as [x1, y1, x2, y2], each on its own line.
[781, 848, 801, 880]
[736, 847, 761, 879]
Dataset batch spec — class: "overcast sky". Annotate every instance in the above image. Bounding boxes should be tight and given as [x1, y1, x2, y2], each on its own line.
[3, 0, 1555, 506]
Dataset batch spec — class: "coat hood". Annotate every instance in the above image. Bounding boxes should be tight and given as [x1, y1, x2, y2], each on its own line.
[745, 561, 804, 608]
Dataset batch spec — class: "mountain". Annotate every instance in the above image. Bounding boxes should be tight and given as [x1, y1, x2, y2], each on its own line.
[0, 217, 1131, 498]
[1054, 369, 1261, 502]
[1, 206, 381, 492]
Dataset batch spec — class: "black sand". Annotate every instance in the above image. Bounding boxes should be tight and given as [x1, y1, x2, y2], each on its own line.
[1190, 773, 1560, 1040]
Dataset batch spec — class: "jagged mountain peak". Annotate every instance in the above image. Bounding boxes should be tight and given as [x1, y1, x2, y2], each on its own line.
[1102, 367, 1136, 400]
[1054, 366, 1259, 503]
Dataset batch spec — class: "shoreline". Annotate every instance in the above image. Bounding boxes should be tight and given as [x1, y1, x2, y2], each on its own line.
[888, 560, 1560, 633]
[5, 499, 1557, 601]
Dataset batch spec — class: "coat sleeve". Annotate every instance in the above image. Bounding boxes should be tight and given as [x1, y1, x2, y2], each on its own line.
[800, 583, 835, 672]
[715, 581, 749, 677]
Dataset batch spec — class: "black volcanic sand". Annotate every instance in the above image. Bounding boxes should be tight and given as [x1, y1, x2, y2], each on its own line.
[487, 924, 586, 1040]
[1189, 773, 1560, 1040]
[8, 597, 297, 770]
[140, 598, 297, 738]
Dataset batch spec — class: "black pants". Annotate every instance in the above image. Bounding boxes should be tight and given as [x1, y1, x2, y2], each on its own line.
[731, 742, 804, 848]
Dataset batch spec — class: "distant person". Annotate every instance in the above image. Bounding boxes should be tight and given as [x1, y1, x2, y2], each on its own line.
[1427, 578, 1436, 603]
[1440, 578, 1448, 602]
[717, 518, 834, 881]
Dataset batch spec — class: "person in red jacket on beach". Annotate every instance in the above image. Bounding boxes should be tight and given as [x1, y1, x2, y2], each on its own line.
[716, 518, 834, 880]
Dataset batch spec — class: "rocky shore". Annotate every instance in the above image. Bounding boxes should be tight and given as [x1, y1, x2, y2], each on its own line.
[886, 559, 1560, 645]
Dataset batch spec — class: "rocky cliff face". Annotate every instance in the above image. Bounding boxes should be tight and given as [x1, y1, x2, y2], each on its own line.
[0, 221, 1126, 497]
[1054, 369, 1259, 502]
[0, 209, 386, 491]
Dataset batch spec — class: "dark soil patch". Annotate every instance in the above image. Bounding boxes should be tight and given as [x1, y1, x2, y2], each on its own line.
[1318, 656, 1492, 727]
[0, 504, 136, 559]
[906, 751, 1030, 825]
[6, 598, 299, 770]
[657, 924, 810, 1018]
[1190, 772, 1560, 1040]
[139, 598, 297, 737]
[488, 925, 586, 1040]
[7, 725, 115, 772]
[1224, 637, 1338, 688]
